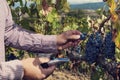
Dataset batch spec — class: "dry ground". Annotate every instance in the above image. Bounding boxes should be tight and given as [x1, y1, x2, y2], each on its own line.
[45, 69, 90, 80]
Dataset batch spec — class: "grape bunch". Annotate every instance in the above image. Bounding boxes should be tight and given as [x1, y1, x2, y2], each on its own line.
[85, 32, 103, 64]
[103, 32, 115, 59]
[85, 31, 116, 64]
[83, 31, 118, 79]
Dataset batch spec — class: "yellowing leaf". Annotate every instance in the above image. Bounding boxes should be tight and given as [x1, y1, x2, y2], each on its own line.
[107, 0, 120, 49]
[114, 21, 120, 49]
[115, 32, 120, 48]
[107, 0, 118, 22]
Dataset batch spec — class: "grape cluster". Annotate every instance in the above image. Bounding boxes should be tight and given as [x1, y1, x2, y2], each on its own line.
[80, 33, 87, 40]
[83, 32, 117, 79]
[85, 32, 115, 64]
[85, 32, 103, 64]
[68, 31, 115, 64]
[103, 32, 115, 59]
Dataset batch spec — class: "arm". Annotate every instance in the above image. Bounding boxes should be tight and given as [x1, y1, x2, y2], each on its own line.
[5, 24, 58, 53]
[0, 60, 24, 79]
[0, 0, 24, 79]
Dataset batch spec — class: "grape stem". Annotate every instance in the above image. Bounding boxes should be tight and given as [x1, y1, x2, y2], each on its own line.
[99, 15, 111, 33]
[98, 9, 120, 32]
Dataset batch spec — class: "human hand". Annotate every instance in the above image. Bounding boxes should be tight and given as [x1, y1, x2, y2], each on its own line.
[22, 58, 55, 80]
[57, 30, 81, 50]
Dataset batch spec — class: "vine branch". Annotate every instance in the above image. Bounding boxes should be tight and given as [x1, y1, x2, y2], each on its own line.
[99, 15, 111, 32]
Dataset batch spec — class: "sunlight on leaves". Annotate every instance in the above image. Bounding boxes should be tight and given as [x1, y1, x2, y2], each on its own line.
[107, 0, 118, 22]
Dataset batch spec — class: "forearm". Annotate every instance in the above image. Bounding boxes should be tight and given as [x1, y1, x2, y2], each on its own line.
[5, 24, 58, 53]
[0, 60, 24, 80]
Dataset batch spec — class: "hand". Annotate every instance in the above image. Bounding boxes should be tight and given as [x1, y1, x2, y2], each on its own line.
[57, 30, 81, 50]
[22, 58, 55, 80]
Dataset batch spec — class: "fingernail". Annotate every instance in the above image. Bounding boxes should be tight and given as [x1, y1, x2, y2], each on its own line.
[76, 35, 80, 39]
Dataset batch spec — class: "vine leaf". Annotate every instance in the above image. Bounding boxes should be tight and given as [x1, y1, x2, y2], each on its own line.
[106, 0, 120, 49]
[107, 0, 118, 22]
[115, 32, 120, 49]
[114, 21, 120, 49]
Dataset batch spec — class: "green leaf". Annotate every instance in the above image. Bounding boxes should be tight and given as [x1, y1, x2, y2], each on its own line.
[19, 0, 23, 7]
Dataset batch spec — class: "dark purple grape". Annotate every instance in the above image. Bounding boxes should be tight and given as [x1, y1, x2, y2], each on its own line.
[103, 32, 115, 59]
[80, 33, 87, 40]
[98, 56, 119, 80]
[85, 32, 103, 64]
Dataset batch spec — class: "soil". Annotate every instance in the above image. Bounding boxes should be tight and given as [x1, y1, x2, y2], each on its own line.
[45, 69, 90, 80]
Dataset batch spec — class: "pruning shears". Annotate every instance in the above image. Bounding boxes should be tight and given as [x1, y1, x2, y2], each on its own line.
[40, 58, 70, 68]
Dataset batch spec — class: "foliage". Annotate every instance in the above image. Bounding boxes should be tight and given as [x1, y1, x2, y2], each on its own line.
[106, 0, 120, 49]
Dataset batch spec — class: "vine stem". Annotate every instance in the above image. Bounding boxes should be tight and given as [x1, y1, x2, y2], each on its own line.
[98, 15, 111, 33]
[98, 9, 120, 33]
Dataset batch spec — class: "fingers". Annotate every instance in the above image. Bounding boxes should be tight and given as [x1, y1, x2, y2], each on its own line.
[71, 30, 81, 35]
[42, 65, 55, 75]
[40, 64, 55, 79]
[59, 40, 80, 50]
[74, 40, 81, 46]
[59, 42, 73, 50]
[22, 57, 55, 80]
[39, 57, 50, 63]
[66, 30, 81, 40]
[33, 57, 50, 66]
[38, 58, 55, 79]
[64, 30, 80, 35]
[68, 35, 80, 40]
[57, 30, 81, 50]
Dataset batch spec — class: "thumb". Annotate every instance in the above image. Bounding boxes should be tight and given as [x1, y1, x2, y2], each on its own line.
[42, 65, 55, 77]
[68, 35, 80, 40]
